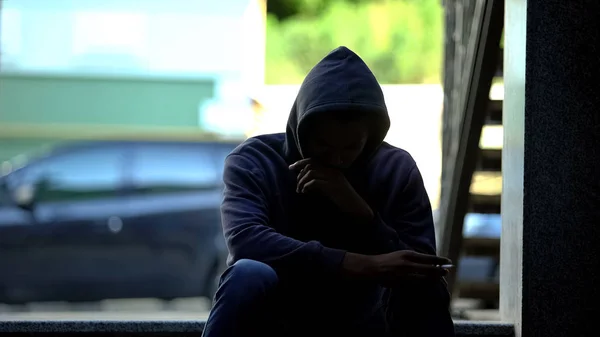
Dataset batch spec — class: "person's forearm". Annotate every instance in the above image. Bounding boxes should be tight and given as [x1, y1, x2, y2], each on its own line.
[341, 252, 378, 279]
[339, 189, 374, 221]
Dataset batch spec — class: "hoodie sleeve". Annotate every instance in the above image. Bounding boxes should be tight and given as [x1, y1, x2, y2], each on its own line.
[369, 164, 437, 255]
[221, 154, 347, 273]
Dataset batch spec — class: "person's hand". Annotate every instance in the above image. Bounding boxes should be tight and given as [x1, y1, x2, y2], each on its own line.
[373, 250, 451, 283]
[289, 158, 347, 194]
[289, 158, 373, 219]
[342, 251, 451, 285]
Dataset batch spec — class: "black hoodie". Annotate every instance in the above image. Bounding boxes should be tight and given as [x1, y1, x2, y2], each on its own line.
[220, 46, 436, 318]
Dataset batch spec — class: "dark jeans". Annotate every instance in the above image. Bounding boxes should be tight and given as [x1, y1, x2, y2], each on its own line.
[202, 259, 455, 337]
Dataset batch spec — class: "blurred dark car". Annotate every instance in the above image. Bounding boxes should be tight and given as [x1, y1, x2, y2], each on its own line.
[0, 140, 239, 304]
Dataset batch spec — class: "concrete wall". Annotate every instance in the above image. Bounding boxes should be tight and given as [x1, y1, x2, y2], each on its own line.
[501, 1, 600, 336]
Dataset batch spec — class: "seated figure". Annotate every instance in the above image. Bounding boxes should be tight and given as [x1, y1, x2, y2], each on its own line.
[202, 46, 455, 337]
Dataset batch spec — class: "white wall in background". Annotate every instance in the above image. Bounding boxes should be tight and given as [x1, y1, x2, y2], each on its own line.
[252, 84, 444, 208]
[250, 83, 505, 208]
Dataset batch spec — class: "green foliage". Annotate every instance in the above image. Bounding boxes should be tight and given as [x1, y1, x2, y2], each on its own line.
[266, 0, 443, 84]
[266, 0, 305, 20]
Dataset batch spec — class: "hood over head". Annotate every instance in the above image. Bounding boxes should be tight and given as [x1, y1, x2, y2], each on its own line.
[284, 46, 390, 165]
[285, 46, 390, 165]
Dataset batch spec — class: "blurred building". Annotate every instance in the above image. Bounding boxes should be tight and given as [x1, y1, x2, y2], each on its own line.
[0, 0, 266, 161]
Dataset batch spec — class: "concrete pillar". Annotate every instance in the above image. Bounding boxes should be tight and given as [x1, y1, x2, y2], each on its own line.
[501, 1, 600, 336]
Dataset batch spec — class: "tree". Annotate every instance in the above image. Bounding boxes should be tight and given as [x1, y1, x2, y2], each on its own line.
[265, 0, 443, 84]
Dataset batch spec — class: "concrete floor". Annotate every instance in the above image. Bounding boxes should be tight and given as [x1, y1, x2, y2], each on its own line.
[0, 297, 501, 322]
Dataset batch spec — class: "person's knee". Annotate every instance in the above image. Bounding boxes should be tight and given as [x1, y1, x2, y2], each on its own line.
[221, 259, 278, 294]
[204, 260, 278, 336]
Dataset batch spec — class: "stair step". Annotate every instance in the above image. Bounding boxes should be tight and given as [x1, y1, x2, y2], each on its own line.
[0, 320, 515, 337]
[463, 309, 501, 321]
[463, 237, 500, 257]
[477, 148, 502, 172]
[458, 282, 500, 301]
[468, 194, 501, 214]
[495, 48, 504, 78]
[486, 100, 503, 125]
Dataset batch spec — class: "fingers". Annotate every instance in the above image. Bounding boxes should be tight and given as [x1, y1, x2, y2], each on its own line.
[297, 165, 326, 188]
[402, 262, 449, 278]
[379, 263, 447, 287]
[295, 163, 333, 193]
[289, 158, 314, 170]
[291, 159, 342, 194]
[296, 163, 313, 182]
[404, 251, 451, 265]
[300, 179, 328, 194]
[295, 163, 311, 192]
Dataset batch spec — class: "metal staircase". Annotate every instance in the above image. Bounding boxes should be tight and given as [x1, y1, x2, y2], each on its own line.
[438, 0, 504, 308]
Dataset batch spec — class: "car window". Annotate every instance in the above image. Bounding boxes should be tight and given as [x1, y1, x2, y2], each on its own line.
[131, 144, 219, 195]
[18, 146, 125, 202]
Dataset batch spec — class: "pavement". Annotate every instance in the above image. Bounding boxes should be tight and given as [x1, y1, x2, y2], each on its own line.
[0, 297, 500, 322]
[0, 297, 211, 321]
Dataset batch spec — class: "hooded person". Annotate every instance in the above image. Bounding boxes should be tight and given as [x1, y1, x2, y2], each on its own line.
[202, 47, 455, 337]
